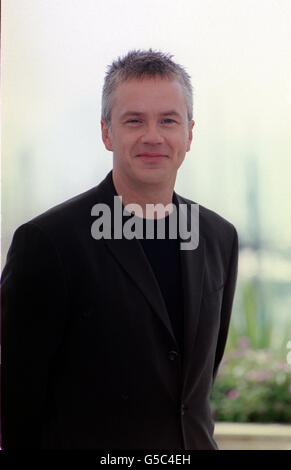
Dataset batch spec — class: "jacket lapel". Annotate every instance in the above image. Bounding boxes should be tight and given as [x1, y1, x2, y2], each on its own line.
[174, 193, 205, 393]
[104, 237, 178, 345]
[180, 235, 205, 394]
[98, 171, 178, 344]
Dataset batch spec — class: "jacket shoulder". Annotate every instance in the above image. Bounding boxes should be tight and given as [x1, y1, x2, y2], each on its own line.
[176, 193, 238, 290]
[29, 185, 100, 226]
[22, 171, 113, 237]
[176, 193, 237, 243]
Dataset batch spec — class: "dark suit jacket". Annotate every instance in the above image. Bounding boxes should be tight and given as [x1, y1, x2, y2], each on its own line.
[1, 170, 238, 450]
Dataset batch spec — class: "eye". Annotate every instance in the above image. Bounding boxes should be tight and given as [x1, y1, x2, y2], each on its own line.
[162, 118, 175, 124]
[126, 119, 141, 124]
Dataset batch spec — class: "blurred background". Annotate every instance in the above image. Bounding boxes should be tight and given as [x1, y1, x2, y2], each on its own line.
[1, 0, 291, 428]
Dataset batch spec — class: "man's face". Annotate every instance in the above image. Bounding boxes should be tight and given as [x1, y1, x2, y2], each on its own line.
[101, 76, 194, 187]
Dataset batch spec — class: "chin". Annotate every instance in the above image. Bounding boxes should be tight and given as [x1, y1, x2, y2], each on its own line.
[134, 168, 171, 185]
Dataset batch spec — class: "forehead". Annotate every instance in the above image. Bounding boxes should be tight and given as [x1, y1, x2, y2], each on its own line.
[111, 77, 187, 117]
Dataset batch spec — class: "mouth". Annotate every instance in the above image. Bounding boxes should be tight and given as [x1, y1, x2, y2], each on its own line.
[135, 153, 168, 159]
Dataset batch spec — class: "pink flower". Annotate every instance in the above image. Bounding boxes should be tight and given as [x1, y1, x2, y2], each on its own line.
[248, 369, 273, 382]
[237, 336, 250, 352]
[227, 389, 239, 400]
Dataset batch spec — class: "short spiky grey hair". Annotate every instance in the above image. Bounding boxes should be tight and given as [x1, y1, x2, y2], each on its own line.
[101, 49, 193, 128]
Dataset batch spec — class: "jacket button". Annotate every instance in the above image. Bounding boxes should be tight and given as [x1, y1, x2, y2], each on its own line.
[168, 350, 179, 361]
[82, 310, 91, 319]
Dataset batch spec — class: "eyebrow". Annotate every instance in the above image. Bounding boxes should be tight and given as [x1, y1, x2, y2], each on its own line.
[121, 110, 183, 119]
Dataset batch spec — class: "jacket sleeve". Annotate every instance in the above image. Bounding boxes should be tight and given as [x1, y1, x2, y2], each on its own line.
[212, 226, 239, 382]
[1, 222, 68, 449]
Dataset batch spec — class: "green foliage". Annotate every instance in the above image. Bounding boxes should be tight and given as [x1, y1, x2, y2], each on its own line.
[211, 339, 291, 423]
[226, 279, 290, 357]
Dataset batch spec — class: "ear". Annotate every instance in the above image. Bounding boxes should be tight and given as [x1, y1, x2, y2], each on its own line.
[101, 120, 113, 151]
[186, 120, 195, 152]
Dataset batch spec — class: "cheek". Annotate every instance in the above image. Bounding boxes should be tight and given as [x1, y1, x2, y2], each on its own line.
[123, 134, 141, 153]
[171, 129, 189, 147]
[174, 135, 190, 155]
[114, 135, 138, 160]
[110, 132, 125, 152]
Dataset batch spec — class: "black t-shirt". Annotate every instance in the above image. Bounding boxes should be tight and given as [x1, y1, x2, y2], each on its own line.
[139, 215, 184, 356]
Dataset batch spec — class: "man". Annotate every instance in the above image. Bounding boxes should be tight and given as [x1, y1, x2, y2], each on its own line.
[1, 49, 238, 450]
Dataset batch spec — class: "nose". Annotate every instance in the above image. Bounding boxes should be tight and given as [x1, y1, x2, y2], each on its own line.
[140, 123, 164, 145]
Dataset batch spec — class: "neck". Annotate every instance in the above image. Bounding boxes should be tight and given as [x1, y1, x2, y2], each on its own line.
[112, 169, 175, 219]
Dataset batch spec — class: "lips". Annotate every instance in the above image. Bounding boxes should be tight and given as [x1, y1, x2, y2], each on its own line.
[136, 153, 168, 158]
